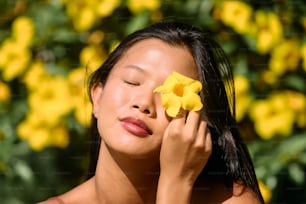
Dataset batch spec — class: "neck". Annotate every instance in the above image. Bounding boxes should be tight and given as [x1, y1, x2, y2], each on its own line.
[93, 142, 160, 203]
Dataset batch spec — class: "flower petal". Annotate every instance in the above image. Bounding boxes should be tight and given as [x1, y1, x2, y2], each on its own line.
[173, 71, 194, 84]
[183, 80, 202, 94]
[181, 93, 203, 111]
[161, 93, 181, 117]
[154, 74, 178, 93]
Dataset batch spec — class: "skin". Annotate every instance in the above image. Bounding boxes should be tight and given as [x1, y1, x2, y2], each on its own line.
[39, 39, 260, 204]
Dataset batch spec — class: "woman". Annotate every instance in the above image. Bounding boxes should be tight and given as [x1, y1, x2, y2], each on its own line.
[40, 22, 264, 203]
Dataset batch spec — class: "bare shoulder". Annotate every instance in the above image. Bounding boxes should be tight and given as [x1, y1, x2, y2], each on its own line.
[223, 182, 261, 203]
[37, 199, 59, 204]
[37, 178, 96, 204]
[192, 181, 262, 204]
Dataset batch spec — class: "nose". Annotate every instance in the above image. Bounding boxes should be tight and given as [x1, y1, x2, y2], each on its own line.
[131, 91, 156, 117]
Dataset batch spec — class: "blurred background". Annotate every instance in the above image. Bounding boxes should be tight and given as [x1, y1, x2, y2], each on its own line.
[0, 0, 305, 203]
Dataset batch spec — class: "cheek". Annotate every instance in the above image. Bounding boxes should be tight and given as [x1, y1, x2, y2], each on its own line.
[101, 85, 129, 108]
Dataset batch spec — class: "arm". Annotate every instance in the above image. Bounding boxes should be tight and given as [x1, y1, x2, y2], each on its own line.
[156, 111, 212, 204]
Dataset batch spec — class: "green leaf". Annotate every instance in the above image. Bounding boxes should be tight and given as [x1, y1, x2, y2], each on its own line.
[125, 12, 150, 35]
[288, 163, 305, 185]
[283, 74, 306, 92]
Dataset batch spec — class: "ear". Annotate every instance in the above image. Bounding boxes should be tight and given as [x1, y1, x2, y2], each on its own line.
[91, 82, 104, 118]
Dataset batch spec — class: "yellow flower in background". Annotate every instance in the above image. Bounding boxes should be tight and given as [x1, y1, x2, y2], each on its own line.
[249, 92, 298, 140]
[154, 72, 203, 117]
[18, 107, 71, 150]
[23, 60, 50, 90]
[0, 81, 11, 102]
[77, 7, 96, 31]
[12, 16, 34, 47]
[269, 39, 300, 76]
[50, 124, 69, 148]
[258, 180, 272, 203]
[17, 112, 37, 141]
[127, 0, 161, 14]
[285, 91, 306, 128]
[97, 0, 121, 17]
[63, 0, 121, 31]
[80, 45, 106, 71]
[74, 99, 92, 126]
[28, 76, 73, 126]
[219, 1, 254, 34]
[0, 39, 31, 81]
[254, 11, 283, 54]
[301, 43, 306, 72]
[28, 128, 50, 151]
[234, 75, 253, 122]
[18, 113, 70, 151]
[66, 0, 98, 31]
[262, 70, 278, 85]
[17, 113, 50, 150]
[68, 67, 92, 126]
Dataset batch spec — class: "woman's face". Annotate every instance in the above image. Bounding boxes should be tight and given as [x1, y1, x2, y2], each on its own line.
[92, 38, 198, 161]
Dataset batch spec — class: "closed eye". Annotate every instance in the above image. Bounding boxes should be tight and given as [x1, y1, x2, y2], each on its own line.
[124, 80, 140, 86]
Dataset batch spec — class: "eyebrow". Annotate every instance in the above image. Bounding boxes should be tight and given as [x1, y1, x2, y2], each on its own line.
[124, 65, 146, 73]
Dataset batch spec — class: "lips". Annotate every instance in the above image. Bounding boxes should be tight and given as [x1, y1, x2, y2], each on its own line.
[120, 117, 152, 137]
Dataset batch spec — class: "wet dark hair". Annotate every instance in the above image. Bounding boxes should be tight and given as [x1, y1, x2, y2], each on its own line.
[87, 22, 264, 202]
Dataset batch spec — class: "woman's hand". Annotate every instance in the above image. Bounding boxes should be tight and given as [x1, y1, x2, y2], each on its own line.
[156, 111, 212, 203]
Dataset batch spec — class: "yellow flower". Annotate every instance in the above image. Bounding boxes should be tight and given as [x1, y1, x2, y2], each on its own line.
[23, 60, 49, 90]
[17, 112, 70, 150]
[262, 70, 278, 85]
[28, 76, 73, 126]
[254, 11, 283, 54]
[258, 180, 272, 203]
[285, 91, 306, 128]
[28, 128, 50, 151]
[127, 0, 161, 14]
[154, 72, 203, 117]
[301, 43, 306, 72]
[80, 45, 106, 71]
[12, 16, 34, 47]
[0, 81, 11, 102]
[234, 75, 253, 121]
[68, 68, 92, 126]
[0, 39, 31, 81]
[76, 7, 96, 31]
[220, 1, 254, 34]
[50, 124, 69, 148]
[74, 99, 92, 126]
[269, 39, 300, 76]
[250, 93, 296, 139]
[66, 0, 98, 31]
[97, 0, 121, 17]
[17, 113, 50, 150]
[17, 113, 37, 141]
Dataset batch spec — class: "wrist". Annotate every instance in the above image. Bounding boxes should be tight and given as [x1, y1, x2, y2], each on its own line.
[156, 174, 193, 204]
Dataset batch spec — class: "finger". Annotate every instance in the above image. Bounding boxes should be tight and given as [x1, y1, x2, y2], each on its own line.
[204, 128, 212, 153]
[171, 110, 186, 126]
[166, 110, 187, 138]
[194, 119, 207, 147]
[185, 111, 201, 138]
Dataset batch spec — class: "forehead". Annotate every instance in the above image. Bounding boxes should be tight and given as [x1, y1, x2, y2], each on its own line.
[112, 38, 198, 79]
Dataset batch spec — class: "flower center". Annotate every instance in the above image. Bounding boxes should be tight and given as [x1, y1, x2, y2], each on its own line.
[173, 83, 184, 97]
